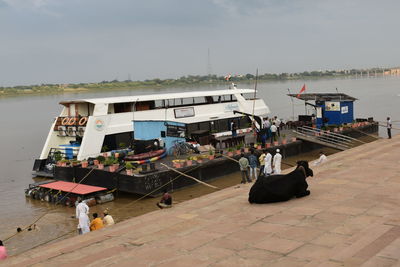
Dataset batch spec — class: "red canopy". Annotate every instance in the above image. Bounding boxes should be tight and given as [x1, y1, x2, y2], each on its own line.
[39, 181, 107, 195]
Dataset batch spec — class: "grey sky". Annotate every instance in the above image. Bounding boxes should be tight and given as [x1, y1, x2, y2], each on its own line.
[0, 0, 399, 86]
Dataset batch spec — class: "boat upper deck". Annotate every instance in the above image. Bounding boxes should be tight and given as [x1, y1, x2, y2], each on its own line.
[59, 88, 258, 105]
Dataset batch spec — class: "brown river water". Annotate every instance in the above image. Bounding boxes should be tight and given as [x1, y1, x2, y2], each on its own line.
[0, 77, 398, 255]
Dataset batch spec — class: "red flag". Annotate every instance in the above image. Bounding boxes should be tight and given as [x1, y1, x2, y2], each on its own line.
[296, 84, 306, 98]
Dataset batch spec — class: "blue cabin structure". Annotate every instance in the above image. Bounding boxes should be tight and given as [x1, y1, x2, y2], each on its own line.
[288, 93, 357, 128]
[133, 120, 186, 154]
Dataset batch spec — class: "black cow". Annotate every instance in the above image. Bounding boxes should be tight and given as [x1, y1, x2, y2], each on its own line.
[248, 161, 314, 204]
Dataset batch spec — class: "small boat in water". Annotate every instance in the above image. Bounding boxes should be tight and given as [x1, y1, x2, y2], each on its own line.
[25, 180, 114, 207]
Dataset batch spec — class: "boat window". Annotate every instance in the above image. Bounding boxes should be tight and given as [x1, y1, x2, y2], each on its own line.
[242, 93, 254, 100]
[213, 96, 221, 103]
[216, 119, 230, 132]
[221, 95, 232, 102]
[166, 99, 175, 107]
[135, 101, 154, 111]
[194, 97, 207, 104]
[154, 100, 164, 108]
[239, 116, 251, 128]
[199, 121, 210, 131]
[102, 131, 133, 151]
[187, 123, 199, 134]
[166, 124, 186, 138]
[114, 102, 132, 113]
[231, 95, 237, 101]
[182, 97, 194, 105]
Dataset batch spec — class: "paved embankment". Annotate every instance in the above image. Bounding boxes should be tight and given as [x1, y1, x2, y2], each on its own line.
[3, 135, 400, 266]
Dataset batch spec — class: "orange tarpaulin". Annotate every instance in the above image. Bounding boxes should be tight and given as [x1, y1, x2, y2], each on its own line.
[39, 181, 107, 195]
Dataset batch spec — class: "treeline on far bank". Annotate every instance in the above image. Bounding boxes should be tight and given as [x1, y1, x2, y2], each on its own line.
[0, 68, 388, 97]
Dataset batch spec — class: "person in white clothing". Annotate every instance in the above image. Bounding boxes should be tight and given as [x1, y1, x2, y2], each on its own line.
[76, 199, 90, 235]
[314, 151, 328, 166]
[270, 123, 278, 144]
[264, 151, 272, 175]
[273, 149, 282, 174]
[78, 213, 90, 234]
[76, 199, 89, 218]
[273, 116, 281, 136]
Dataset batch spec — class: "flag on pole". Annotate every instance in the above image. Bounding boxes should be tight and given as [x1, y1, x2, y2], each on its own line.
[296, 84, 306, 98]
[224, 74, 231, 81]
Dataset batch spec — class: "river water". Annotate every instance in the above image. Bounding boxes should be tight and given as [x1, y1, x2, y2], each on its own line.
[0, 76, 398, 255]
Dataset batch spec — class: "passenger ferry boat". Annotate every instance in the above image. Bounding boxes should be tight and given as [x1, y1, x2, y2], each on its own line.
[33, 87, 270, 178]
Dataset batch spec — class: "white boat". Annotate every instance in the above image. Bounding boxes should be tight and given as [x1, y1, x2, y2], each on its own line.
[33, 87, 270, 175]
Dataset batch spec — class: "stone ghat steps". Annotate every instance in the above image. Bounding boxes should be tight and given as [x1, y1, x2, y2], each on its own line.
[3, 136, 400, 267]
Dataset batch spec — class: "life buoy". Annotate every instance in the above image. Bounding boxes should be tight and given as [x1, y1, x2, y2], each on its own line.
[78, 117, 88, 126]
[61, 117, 69, 125]
[68, 117, 77, 125]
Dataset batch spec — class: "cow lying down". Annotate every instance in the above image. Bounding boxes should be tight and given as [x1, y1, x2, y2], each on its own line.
[248, 161, 314, 204]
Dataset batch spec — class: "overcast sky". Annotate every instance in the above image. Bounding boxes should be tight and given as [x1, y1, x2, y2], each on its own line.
[1, 0, 399, 86]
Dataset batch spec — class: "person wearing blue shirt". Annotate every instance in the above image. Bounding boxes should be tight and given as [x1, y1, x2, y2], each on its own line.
[248, 149, 258, 181]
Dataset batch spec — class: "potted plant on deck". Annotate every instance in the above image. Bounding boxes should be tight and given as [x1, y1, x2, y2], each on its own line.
[208, 148, 215, 160]
[227, 147, 234, 157]
[125, 162, 134, 176]
[59, 159, 69, 167]
[81, 160, 89, 168]
[235, 144, 241, 155]
[186, 156, 193, 166]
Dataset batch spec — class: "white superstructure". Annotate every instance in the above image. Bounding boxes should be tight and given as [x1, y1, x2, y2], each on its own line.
[38, 88, 270, 161]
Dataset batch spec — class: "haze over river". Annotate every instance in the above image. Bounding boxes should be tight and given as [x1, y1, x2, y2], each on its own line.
[0, 76, 398, 255]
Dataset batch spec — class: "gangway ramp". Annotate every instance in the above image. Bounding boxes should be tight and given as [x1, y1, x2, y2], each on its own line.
[293, 126, 366, 151]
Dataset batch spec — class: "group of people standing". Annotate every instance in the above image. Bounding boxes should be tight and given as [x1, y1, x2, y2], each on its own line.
[75, 199, 115, 235]
[238, 148, 282, 184]
[260, 116, 282, 145]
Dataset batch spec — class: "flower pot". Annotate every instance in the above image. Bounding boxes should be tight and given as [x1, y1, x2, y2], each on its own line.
[81, 161, 88, 168]
[339, 127, 344, 131]
[333, 128, 338, 132]
[126, 169, 133, 176]
[208, 155, 215, 160]
[281, 139, 287, 145]
[291, 137, 297, 142]
[113, 163, 120, 169]
[98, 164, 104, 170]
[227, 152, 234, 157]
[244, 148, 249, 153]
[236, 150, 241, 155]
[257, 145, 262, 150]
[175, 163, 182, 168]
[115, 152, 119, 158]
[197, 159, 203, 164]
[186, 160, 193, 166]
[273, 141, 279, 146]
[94, 159, 99, 165]
[61, 162, 67, 167]
[265, 143, 271, 148]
